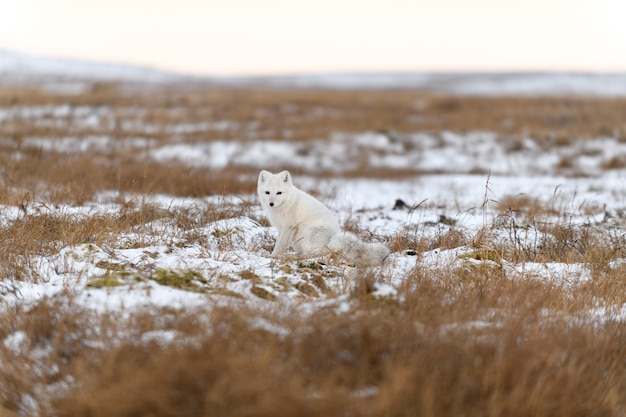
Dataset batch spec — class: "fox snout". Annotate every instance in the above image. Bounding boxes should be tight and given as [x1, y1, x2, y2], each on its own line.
[269, 202, 274, 207]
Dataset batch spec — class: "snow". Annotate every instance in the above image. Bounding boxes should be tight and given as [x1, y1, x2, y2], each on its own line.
[29, 177, 612, 314]
[144, 132, 626, 179]
[3, 331, 28, 355]
[2, 66, 626, 409]
[0, 169, 620, 315]
[208, 72, 626, 97]
[0, 49, 184, 83]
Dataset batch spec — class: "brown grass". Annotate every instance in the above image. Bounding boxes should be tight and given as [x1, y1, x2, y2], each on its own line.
[1, 85, 626, 415]
[2, 85, 626, 203]
[1, 198, 622, 415]
[1, 213, 625, 415]
[3, 85, 625, 141]
[0, 268, 623, 416]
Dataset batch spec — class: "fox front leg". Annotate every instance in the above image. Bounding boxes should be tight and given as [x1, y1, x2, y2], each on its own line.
[271, 230, 291, 257]
[271, 225, 297, 257]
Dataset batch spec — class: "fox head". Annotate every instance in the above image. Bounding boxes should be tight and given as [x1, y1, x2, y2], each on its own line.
[257, 170, 293, 209]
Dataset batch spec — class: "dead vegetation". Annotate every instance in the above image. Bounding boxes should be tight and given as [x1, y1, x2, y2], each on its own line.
[2, 86, 626, 204]
[1, 84, 626, 415]
[1, 199, 624, 416]
[1, 267, 624, 417]
[3, 85, 625, 143]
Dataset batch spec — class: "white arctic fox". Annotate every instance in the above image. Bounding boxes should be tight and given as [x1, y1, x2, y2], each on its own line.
[257, 170, 390, 266]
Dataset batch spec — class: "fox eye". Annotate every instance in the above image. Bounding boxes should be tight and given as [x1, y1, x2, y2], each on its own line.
[276, 192, 282, 195]
[265, 191, 270, 195]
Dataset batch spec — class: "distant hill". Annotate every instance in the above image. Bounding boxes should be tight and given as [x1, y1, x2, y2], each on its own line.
[0, 49, 185, 83]
[236, 72, 626, 96]
[2, 48, 626, 96]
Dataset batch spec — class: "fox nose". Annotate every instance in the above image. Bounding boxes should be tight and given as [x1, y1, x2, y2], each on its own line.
[269, 202, 274, 207]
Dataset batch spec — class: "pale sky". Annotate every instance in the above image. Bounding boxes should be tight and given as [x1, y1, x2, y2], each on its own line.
[1, 0, 625, 75]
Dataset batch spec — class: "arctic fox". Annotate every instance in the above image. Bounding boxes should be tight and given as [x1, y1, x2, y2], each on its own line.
[257, 170, 390, 267]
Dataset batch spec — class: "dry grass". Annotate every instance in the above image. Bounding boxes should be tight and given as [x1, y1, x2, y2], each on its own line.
[1, 268, 624, 417]
[0, 198, 624, 415]
[3, 85, 626, 203]
[3, 85, 625, 142]
[0, 149, 257, 205]
[1, 85, 626, 415]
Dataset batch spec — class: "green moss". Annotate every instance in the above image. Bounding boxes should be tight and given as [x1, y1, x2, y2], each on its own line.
[95, 260, 124, 270]
[86, 270, 145, 289]
[109, 270, 144, 281]
[87, 276, 124, 289]
[150, 268, 208, 293]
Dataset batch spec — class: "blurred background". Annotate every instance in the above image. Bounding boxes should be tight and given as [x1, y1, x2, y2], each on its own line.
[1, 0, 625, 77]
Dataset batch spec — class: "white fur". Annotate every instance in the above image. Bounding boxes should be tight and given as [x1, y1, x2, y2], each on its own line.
[257, 170, 390, 266]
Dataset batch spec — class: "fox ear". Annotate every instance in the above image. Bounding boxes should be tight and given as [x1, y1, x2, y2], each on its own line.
[258, 170, 271, 184]
[279, 170, 292, 184]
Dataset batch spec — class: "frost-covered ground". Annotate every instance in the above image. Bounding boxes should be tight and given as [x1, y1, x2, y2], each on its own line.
[3, 83, 626, 413]
[2, 154, 626, 320]
[3, 92, 626, 322]
[3, 52, 626, 414]
[149, 130, 626, 177]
